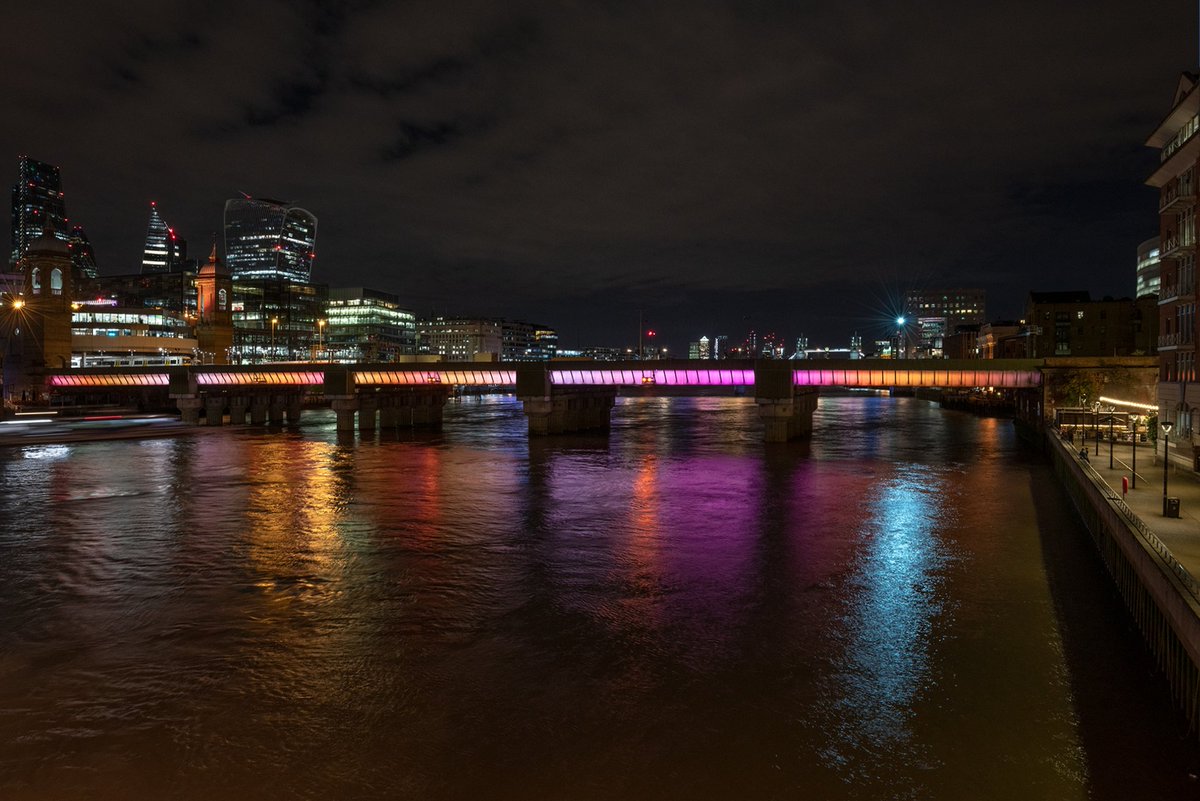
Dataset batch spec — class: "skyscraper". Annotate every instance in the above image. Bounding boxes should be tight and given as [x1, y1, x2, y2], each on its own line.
[142, 202, 170, 273]
[68, 224, 98, 280]
[223, 196, 317, 282]
[10, 156, 67, 264]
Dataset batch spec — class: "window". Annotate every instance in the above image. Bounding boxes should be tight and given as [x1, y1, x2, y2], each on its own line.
[50, 268, 62, 295]
[31, 267, 40, 293]
[218, 288, 227, 311]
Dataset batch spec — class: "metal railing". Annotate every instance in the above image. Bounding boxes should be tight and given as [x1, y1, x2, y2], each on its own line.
[1058, 432, 1200, 602]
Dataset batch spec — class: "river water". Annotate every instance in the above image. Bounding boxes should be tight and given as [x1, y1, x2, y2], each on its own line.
[0, 395, 1196, 800]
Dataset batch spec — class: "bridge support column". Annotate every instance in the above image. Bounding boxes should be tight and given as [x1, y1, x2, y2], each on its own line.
[330, 397, 359, 433]
[285, 395, 303, 425]
[515, 363, 615, 435]
[520, 388, 617, 435]
[754, 360, 816, 442]
[228, 396, 249, 425]
[249, 395, 270, 425]
[410, 390, 448, 429]
[177, 396, 203, 426]
[359, 394, 378, 432]
[205, 396, 226, 426]
[757, 390, 817, 442]
[378, 395, 399, 428]
[268, 395, 286, 426]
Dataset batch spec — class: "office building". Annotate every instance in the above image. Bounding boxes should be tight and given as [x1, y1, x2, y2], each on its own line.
[1137, 236, 1162, 300]
[500, 320, 557, 360]
[68, 224, 98, 280]
[231, 277, 328, 363]
[224, 196, 317, 282]
[10, 156, 67, 265]
[419, 317, 502, 361]
[904, 288, 986, 358]
[325, 287, 417, 362]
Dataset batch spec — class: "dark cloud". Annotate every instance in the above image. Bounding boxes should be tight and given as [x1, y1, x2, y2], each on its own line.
[0, 0, 1193, 350]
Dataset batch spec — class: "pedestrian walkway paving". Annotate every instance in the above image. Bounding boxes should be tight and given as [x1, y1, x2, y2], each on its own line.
[1063, 433, 1200, 579]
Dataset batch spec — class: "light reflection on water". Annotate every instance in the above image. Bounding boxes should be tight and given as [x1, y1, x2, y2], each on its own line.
[0, 395, 1192, 800]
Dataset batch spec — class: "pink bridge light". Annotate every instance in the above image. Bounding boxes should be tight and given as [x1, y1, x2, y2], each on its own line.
[550, 369, 755, 386]
[355, 370, 517, 386]
[792, 368, 1041, 388]
[197, 371, 324, 386]
[49, 374, 169, 388]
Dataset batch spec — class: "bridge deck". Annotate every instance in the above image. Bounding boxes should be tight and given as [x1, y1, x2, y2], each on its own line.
[46, 358, 1047, 391]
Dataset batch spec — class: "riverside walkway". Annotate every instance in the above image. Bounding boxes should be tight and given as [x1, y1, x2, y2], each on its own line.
[1066, 433, 1200, 590]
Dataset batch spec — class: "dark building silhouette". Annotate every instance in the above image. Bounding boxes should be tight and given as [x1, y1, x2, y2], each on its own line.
[1025, 291, 1157, 358]
[68, 224, 98, 280]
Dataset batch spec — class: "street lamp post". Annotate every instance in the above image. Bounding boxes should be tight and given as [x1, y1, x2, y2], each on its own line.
[1092, 401, 1100, 456]
[896, 316, 906, 360]
[1107, 406, 1115, 469]
[270, 317, 278, 362]
[1162, 422, 1173, 515]
[1130, 414, 1138, 489]
[317, 319, 326, 362]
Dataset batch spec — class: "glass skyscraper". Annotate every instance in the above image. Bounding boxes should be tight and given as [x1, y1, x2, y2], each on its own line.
[142, 202, 170, 273]
[10, 156, 68, 264]
[223, 197, 317, 282]
[68, 224, 98, 279]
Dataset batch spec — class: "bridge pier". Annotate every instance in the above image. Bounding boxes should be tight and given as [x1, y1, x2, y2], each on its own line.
[330, 397, 358, 432]
[268, 395, 286, 426]
[410, 390, 448, 429]
[177, 397, 203, 426]
[228, 396, 249, 425]
[249, 395, 270, 425]
[516, 364, 616, 435]
[359, 394, 378, 432]
[205, 396, 226, 426]
[754, 360, 817, 442]
[285, 395, 303, 425]
[378, 395, 399, 428]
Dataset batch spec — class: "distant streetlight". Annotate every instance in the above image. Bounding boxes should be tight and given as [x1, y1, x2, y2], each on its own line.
[895, 316, 906, 360]
[317, 319, 326, 361]
[1092, 401, 1101, 457]
[1162, 422, 1173, 515]
[270, 317, 279, 362]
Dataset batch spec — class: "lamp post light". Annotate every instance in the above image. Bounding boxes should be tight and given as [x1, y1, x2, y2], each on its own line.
[270, 317, 279, 362]
[1092, 401, 1101, 457]
[317, 319, 326, 362]
[896, 316, 906, 360]
[1162, 422, 1173, 515]
[1107, 405, 1115, 469]
[1130, 413, 1138, 489]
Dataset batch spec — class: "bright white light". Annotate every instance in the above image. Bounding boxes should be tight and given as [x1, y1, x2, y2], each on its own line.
[896, 316, 906, 326]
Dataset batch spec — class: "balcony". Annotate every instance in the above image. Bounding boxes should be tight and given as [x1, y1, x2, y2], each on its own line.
[1161, 235, 1196, 258]
[1159, 332, 1196, 351]
[1159, 282, 1196, 303]
[1161, 184, 1197, 212]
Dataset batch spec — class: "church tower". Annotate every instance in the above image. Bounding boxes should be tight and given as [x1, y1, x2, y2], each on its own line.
[194, 240, 233, 364]
[2, 220, 75, 402]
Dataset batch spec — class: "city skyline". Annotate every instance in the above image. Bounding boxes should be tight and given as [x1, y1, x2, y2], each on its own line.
[0, 2, 1194, 350]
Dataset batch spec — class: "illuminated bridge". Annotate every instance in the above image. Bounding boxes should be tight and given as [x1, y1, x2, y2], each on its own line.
[41, 358, 1053, 441]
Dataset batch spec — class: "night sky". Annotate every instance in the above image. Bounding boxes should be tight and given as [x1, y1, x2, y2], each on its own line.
[1, 1, 1195, 352]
